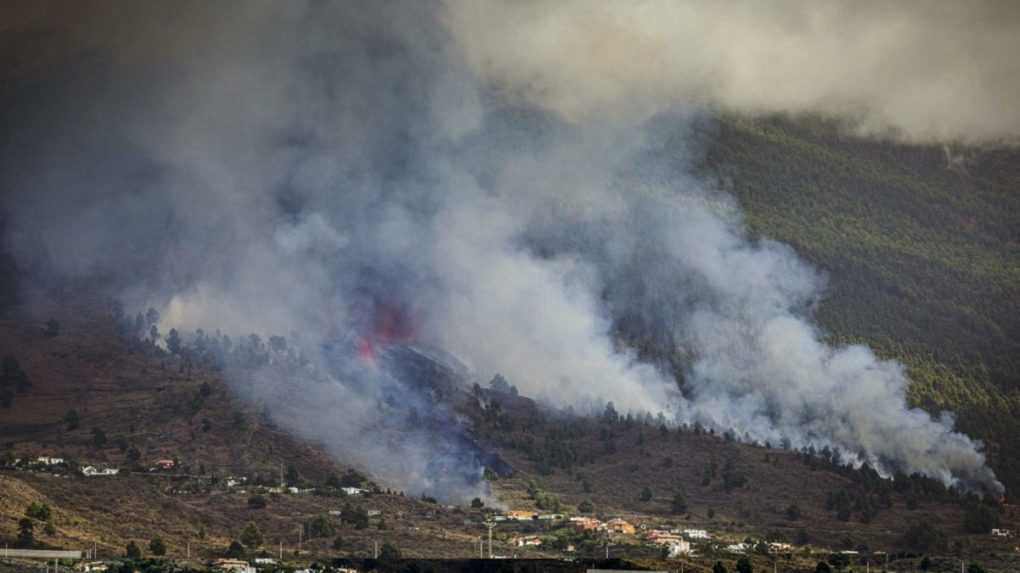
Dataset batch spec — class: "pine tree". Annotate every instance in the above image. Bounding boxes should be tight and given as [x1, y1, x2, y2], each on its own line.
[241, 522, 263, 548]
[149, 537, 167, 556]
[125, 541, 142, 560]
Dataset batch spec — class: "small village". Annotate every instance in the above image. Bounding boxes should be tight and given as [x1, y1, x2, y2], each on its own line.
[1, 450, 1020, 570]
[7, 452, 1017, 572]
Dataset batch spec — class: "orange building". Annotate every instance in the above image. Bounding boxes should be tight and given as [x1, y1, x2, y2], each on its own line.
[569, 516, 602, 531]
[506, 510, 537, 521]
[606, 518, 636, 535]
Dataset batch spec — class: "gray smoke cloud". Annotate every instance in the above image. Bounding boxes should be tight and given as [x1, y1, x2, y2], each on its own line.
[0, 1, 1004, 496]
[445, 0, 1020, 144]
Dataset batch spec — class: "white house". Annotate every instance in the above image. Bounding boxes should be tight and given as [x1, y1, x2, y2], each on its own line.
[647, 530, 684, 545]
[511, 535, 543, 547]
[683, 529, 710, 540]
[81, 466, 119, 477]
[214, 559, 255, 573]
[992, 528, 1012, 537]
[668, 540, 692, 557]
[725, 543, 749, 554]
[36, 456, 64, 466]
[341, 487, 366, 496]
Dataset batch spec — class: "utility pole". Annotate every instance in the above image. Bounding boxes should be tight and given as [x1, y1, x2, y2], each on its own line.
[484, 520, 496, 558]
[297, 526, 303, 556]
[279, 542, 283, 561]
[374, 540, 379, 559]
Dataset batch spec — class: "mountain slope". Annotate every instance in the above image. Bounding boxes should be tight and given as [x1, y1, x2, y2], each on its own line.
[696, 115, 1020, 494]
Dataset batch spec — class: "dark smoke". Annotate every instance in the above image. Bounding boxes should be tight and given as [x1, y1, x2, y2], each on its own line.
[0, 1, 1003, 497]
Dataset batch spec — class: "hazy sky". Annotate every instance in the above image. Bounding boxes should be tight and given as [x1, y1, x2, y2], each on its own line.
[447, 0, 1020, 143]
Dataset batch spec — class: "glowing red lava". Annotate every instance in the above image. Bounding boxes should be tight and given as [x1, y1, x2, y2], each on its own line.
[356, 302, 416, 365]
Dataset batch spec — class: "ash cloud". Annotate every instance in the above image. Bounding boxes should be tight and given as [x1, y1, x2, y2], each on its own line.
[0, 1, 1005, 496]
[445, 0, 1020, 144]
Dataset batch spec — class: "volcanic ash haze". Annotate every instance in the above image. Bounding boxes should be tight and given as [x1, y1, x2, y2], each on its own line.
[1, 0, 1013, 497]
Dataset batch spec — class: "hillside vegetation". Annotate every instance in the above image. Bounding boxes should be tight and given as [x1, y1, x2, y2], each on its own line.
[1, 115, 1019, 571]
[697, 115, 1020, 494]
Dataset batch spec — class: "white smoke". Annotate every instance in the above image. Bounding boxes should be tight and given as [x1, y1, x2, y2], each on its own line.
[444, 0, 1020, 144]
[0, 0, 1006, 495]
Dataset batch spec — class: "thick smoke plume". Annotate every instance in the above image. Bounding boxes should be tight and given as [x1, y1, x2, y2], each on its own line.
[1, 1, 1006, 497]
[446, 0, 1020, 144]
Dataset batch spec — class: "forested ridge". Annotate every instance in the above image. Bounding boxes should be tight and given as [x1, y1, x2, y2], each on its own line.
[696, 115, 1020, 495]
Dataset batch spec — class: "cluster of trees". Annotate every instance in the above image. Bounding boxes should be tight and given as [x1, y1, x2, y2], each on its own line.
[487, 374, 519, 396]
[324, 468, 370, 490]
[342, 505, 370, 530]
[17, 502, 56, 547]
[240, 522, 263, 548]
[822, 463, 991, 526]
[475, 391, 767, 516]
[63, 408, 80, 431]
[114, 305, 302, 373]
[824, 488, 888, 523]
[531, 433, 579, 476]
[900, 521, 948, 553]
[525, 480, 561, 512]
[962, 499, 1001, 534]
[229, 522, 344, 560]
[671, 492, 688, 514]
[304, 514, 337, 539]
[720, 458, 747, 491]
[0, 355, 31, 408]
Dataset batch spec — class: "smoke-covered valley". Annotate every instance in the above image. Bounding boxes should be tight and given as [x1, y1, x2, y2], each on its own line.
[1, 1, 1012, 499]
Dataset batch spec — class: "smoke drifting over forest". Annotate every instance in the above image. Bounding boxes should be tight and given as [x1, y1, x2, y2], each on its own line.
[448, 0, 1020, 144]
[2, 1, 1012, 497]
